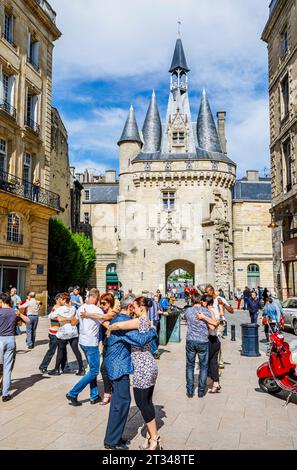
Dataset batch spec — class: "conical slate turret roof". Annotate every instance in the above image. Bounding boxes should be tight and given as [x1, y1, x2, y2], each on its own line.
[169, 38, 190, 73]
[142, 91, 162, 153]
[197, 89, 222, 154]
[118, 105, 142, 146]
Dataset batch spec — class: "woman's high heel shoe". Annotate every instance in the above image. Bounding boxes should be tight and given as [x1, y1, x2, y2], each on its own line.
[149, 436, 162, 451]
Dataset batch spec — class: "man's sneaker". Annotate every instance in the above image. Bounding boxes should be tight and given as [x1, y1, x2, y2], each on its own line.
[48, 369, 61, 376]
[104, 443, 129, 450]
[187, 393, 194, 398]
[66, 393, 82, 407]
[39, 367, 47, 374]
[90, 396, 102, 405]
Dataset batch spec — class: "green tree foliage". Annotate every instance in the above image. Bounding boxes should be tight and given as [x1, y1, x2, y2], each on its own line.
[48, 219, 96, 294]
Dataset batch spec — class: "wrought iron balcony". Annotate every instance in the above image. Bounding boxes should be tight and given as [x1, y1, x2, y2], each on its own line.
[7, 234, 24, 245]
[0, 99, 16, 119]
[36, 0, 57, 24]
[25, 117, 41, 135]
[0, 170, 60, 211]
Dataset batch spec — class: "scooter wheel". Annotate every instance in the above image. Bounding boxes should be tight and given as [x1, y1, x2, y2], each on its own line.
[259, 377, 282, 395]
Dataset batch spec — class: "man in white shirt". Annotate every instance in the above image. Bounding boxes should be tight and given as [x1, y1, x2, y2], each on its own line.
[66, 289, 114, 406]
[20, 292, 41, 350]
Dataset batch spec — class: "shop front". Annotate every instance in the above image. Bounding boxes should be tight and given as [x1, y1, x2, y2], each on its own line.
[0, 258, 28, 297]
[283, 239, 297, 297]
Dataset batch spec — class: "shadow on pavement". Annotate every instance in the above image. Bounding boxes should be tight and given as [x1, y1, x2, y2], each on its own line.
[124, 404, 167, 442]
[11, 374, 51, 398]
[34, 340, 50, 347]
[254, 387, 297, 405]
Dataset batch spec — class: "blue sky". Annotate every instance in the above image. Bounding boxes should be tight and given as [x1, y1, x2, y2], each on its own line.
[50, 0, 271, 178]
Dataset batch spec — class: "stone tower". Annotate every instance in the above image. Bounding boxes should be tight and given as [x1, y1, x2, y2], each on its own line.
[117, 36, 236, 295]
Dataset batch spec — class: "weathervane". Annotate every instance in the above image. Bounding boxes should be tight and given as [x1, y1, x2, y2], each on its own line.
[178, 19, 181, 37]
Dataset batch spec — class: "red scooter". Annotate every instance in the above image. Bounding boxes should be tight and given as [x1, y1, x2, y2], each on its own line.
[257, 326, 297, 406]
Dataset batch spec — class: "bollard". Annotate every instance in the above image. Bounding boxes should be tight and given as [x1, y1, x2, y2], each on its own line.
[231, 324, 236, 341]
[241, 323, 261, 357]
[223, 321, 228, 337]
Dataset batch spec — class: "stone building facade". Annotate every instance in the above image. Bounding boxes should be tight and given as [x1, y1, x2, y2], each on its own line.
[233, 171, 274, 292]
[50, 107, 71, 227]
[262, 0, 297, 298]
[0, 0, 61, 299]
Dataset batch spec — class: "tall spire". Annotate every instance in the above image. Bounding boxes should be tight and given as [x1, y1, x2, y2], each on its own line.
[118, 105, 142, 146]
[142, 90, 162, 153]
[197, 89, 223, 154]
[169, 37, 190, 74]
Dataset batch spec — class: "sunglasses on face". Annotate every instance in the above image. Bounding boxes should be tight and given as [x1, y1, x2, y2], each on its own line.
[100, 302, 107, 306]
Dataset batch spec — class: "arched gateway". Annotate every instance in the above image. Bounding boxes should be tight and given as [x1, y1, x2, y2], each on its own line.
[165, 260, 195, 289]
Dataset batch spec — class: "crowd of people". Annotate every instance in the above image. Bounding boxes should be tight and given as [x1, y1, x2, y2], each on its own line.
[0, 281, 284, 449]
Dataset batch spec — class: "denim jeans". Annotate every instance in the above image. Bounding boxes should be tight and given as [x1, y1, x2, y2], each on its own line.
[26, 315, 39, 348]
[250, 312, 258, 324]
[68, 344, 99, 401]
[186, 340, 209, 396]
[151, 320, 160, 355]
[0, 336, 16, 397]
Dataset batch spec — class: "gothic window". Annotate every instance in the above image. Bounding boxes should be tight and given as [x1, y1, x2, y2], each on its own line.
[84, 212, 90, 224]
[85, 190, 90, 201]
[144, 163, 151, 172]
[162, 191, 175, 211]
[212, 161, 219, 170]
[165, 161, 172, 171]
[218, 239, 224, 258]
[172, 132, 185, 144]
[182, 229, 187, 241]
[186, 161, 193, 170]
[280, 28, 288, 57]
[7, 213, 21, 243]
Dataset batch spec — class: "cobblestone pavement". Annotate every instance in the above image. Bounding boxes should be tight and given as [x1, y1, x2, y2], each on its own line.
[0, 310, 297, 450]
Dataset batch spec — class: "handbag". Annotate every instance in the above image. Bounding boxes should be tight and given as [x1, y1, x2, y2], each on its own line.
[262, 316, 269, 326]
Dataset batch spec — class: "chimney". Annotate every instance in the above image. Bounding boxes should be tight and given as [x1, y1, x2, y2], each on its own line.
[246, 170, 259, 182]
[217, 111, 227, 154]
[83, 168, 89, 183]
[105, 170, 116, 183]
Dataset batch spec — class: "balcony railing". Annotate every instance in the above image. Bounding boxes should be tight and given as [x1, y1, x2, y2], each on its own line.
[7, 234, 24, 245]
[0, 99, 16, 119]
[0, 170, 60, 211]
[36, 0, 57, 24]
[25, 117, 41, 135]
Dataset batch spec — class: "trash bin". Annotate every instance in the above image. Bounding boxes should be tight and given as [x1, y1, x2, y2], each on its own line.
[241, 323, 261, 357]
[159, 311, 181, 345]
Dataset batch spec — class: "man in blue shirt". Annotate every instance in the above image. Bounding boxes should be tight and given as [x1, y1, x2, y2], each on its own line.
[104, 296, 157, 450]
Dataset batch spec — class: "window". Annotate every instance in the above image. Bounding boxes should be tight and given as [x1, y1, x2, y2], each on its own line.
[283, 139, 292, 192]
[280, 28, 288, 57]
[0, 138, 7, 173]
[7, 213, 20, 243]
[172, 132, 185, 144]
[26, 93, 39, 132]
[182, 229, 187, 241]
[218, 239, 224, 258]
[281, 75, 289, 119]
[0, 67, 15, 114]
[84, 212, 90, 224]
[3, 12, 14, 46]
[150, 228, 155, 239]
[162, 191, 175, 211]
[85, 190, 90, 201]
[247, 264, 260, 290]
[28, 33, 40, 71]
[23, 153, 32, 198]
